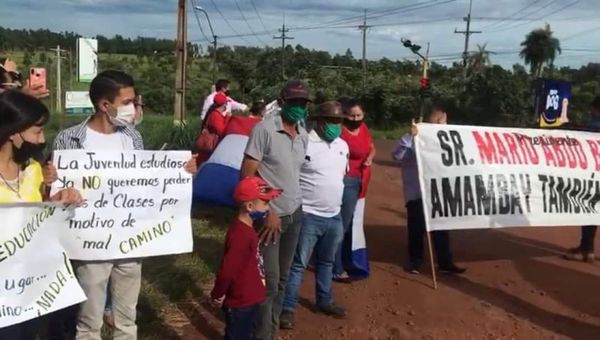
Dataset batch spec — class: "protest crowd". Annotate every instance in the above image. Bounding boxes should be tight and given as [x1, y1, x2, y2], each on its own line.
[1, 55, 599, 340]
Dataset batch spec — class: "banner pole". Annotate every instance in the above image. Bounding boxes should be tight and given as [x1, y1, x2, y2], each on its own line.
[425, 231, 438, 289]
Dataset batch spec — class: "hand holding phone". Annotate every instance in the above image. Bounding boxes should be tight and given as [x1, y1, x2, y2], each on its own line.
[29, 68, 47, 92]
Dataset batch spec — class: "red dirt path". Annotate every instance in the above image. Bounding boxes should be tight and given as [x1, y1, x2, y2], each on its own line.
[179, 140, 600, 340]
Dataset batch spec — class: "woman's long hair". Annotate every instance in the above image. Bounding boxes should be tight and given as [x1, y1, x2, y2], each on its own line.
[0, 90, 49, 146]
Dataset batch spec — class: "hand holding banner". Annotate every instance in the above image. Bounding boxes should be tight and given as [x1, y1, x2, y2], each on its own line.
[50, 150, 194, 260]
[0, 203, 86, 328]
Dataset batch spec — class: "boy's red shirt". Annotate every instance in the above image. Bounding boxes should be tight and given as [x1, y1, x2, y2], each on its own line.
[211, 218, 266, 308]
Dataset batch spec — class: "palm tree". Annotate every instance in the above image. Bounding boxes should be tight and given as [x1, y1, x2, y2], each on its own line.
[467, 44, 492, 76]
[520, 23, 561, 78]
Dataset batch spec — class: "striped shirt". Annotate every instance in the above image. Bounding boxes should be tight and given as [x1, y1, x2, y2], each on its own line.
[53, 117, 144, 151]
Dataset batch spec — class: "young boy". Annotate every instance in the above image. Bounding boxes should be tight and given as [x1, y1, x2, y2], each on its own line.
[211, 176, 282, 340]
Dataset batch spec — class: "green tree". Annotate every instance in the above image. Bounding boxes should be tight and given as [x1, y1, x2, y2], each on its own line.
[519, 24, 561, 78]
[467, 44, 491, 77]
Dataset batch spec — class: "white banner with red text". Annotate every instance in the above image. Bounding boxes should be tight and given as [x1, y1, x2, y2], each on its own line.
[50, 150, 193, 260]
[0, 203, 86, 328]
[415, 123, 600, 231]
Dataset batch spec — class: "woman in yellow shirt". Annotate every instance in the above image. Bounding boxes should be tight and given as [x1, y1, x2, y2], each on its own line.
[0, 90, 82, 339]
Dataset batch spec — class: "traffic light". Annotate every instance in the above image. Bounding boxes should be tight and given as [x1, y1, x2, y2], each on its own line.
[420, 77, 428, 89]
[402, 39, 412, 48]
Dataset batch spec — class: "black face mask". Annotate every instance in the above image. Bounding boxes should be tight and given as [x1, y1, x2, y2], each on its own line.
[12, 137, 46, 167]
[344, 119, 362, 131]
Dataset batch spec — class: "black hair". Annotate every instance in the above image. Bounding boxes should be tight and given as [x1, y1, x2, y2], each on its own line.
[215, 79, 230, 92]
[0, 90, 49, 146]
[250, 101, 266, 116]
[591, 95, 600, 111]
[89, 70, 135, 110]
[337, 96, 361, 115]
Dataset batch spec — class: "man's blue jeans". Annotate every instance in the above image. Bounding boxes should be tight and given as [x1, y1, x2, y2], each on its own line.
[334, 176, 362, 275]
[282, 213, 343, 312]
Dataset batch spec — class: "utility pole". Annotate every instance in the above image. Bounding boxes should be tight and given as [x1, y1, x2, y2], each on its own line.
[50, 45, 65, 113]
[212, 36, 218, 82]
[358, 9, 371, 92]
[174, 0, 188, 126]
[273, 16, 294, 81]
[454, 0, 481, 71]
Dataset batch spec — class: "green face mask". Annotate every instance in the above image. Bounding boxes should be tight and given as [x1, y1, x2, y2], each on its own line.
[281, 104, 307, 123]
[321, 123, 342, 142]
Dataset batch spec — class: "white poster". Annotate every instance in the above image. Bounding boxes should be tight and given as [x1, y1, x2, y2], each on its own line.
[0, 203, 86, 328]
[77, 38, 98, 83]
[50, 150, 194, 260]
[415, 123, 600, 231]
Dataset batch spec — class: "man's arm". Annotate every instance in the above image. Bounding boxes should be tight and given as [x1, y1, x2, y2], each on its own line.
[241, 124, 267, 178]
[240, 155, 260, 178]
[200, 94, 213, 120]
[391, 133, 416, 164]
[228, 98, 248, 112]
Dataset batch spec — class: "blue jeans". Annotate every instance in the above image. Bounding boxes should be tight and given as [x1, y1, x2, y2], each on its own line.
[333, 176, 361, 276]
[223, 304, 258, 340]
[282, 213, 343, 312]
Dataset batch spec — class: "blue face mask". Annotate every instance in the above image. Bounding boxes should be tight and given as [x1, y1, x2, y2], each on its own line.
[249, 210, 269, 221]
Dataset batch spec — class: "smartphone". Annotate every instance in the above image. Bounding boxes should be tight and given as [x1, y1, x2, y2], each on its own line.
[29, 68, 47, 91]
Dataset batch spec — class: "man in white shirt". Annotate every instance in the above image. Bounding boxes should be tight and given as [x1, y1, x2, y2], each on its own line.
[200, 79, 248, 119]
[279, 101, 349, 329]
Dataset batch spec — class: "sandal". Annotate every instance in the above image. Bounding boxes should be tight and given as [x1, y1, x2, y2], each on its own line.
[333, 272, 352, 284]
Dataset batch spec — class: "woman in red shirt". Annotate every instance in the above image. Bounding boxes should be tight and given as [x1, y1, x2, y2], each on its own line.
[333, 97, 376, 282]
[197, 92, 230, 165]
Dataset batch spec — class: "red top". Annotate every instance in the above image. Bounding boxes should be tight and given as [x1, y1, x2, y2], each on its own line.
[225, 115, 261, 137]
[206, 109, 230, 138]
[211, 219, 266, 308]
[341, 122, 373, 178]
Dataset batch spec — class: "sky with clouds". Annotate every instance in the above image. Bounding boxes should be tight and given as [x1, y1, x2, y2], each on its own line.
[2, 0, 599, 68]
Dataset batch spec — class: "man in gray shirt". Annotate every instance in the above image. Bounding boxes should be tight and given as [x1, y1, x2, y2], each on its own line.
[241, 80, 310, 340]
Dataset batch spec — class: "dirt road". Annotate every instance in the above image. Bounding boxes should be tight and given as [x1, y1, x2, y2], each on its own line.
[184, 140, 600, 339]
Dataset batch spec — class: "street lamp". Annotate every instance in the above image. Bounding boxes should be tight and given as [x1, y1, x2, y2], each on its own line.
[194, 5, 218, 82]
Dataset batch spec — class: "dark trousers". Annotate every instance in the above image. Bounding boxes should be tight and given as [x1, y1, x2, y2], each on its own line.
[580, 225, 598, 253]
[406, 199, 453, 269]
[0, 317, 41, 340]
[224, 305, 258, 340]
[255, 207, 302, 340]
[46, 305, 79, 340]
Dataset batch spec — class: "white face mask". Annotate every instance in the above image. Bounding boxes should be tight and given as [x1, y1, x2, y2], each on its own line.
[109, 103, 136, 126]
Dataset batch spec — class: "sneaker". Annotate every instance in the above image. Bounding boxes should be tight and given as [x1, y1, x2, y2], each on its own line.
[564, 248, 595, 262]
[316, 304, 347, 319]
[279, 310, 294, 330]
[406, 265, 421, 275]
[439, 264, 466, 275]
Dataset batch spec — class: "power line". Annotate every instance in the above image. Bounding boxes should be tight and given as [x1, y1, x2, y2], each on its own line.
[561, 25, 600, 41]
[208, 0, 252, 45]
[233, 0, 267, 45]
[490, 0, 579, 33]
[489, 0, 560, 32]
[249, 0, 271, 33]
[480, 0, 544, 30]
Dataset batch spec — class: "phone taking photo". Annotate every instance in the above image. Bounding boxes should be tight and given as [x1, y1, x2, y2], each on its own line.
[29, 68, 47, 91]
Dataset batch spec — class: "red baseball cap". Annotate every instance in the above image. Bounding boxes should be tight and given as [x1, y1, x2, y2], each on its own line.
[214, 92, 228, 106]
[234, 176, 283, 203]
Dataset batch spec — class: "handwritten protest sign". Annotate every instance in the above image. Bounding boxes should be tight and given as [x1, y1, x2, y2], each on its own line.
[51, 150, 193, 260]
[415, 123, 600, 231]
[0, 203, 86, 328]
